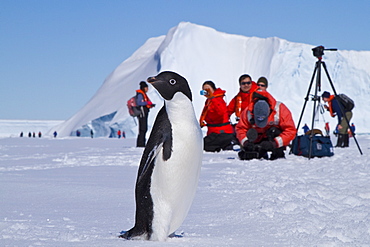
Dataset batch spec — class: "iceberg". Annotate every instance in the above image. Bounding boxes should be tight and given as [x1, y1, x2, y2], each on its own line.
[53, 22, 370, 137]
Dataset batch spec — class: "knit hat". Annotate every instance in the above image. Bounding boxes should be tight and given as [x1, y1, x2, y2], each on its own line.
[140, 81, 148, 90]
[321, 91, 330, 99]
[257, 77, 268, 87]
[254, 100, 270, 128]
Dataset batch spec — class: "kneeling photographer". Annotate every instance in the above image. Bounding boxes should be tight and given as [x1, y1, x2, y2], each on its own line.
[236, 91, 296, 160]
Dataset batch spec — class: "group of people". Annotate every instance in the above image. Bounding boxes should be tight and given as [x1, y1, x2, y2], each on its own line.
[20, 131, 42, 138]
[117, 130, 126, 138]
[19, 131, 59, 138]
[199, 75, 296, 160]
[133, 75, 354, 160]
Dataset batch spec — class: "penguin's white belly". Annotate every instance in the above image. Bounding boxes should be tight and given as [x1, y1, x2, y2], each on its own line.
[150, 112, 202, 241]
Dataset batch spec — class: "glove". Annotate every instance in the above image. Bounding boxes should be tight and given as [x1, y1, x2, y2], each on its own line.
[243, 141, 255, 151]
[147, 101, 155, 108]
[260, 141, 277, 151]
[200, 121, 207, 128]
[266, 127, 281, 140]
[246, 128, 258, 142]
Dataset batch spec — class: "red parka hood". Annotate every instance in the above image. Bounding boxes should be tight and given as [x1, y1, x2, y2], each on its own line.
[206, 88, 226, 99]
[248, 90, 277, 112]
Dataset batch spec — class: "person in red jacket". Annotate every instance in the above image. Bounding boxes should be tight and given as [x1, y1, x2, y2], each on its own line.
[236, 90, 296, 160]
[200, 81, 237, 152]
[136, 81, 155, 147]
[227, 74, 258, 121]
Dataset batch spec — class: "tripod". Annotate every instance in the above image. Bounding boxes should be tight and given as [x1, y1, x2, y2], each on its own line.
[295, 46, 363, 158]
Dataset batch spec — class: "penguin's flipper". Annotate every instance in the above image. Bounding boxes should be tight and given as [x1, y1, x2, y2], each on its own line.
[137, 106, 172, 183]
[137, 142, 163, 183]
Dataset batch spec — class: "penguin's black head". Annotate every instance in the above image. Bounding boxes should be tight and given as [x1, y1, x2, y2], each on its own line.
[147, 71, 192, 101]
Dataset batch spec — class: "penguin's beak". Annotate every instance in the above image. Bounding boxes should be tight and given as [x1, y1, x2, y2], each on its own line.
[147, 76, 156, 84]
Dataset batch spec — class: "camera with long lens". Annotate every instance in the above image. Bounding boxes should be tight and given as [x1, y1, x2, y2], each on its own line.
[312, 46, 337, 58]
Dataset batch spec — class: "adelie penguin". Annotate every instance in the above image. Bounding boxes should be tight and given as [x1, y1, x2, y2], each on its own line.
[119, 71, 203, 241]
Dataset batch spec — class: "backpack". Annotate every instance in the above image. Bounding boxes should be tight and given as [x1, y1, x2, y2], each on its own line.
[127, 95, 141, 117]
[336, 94, 354, 112]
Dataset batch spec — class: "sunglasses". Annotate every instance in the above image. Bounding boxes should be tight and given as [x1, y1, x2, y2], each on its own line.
[241, 81, 251, 85]
[257, 84, 266, 87]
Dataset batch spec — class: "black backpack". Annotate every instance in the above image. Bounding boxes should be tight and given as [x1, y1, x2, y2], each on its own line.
[336, 94, 354, 112]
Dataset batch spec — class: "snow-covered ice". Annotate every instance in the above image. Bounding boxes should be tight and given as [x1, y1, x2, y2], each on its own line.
[2, 20, 369, 247]
[1, 135, 369, 246]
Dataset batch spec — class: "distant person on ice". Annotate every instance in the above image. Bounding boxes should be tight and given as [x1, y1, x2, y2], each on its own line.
[321, 91, 354, 148]
[136, 81, 155, 147]
[53, 131, 57, 138]
[349, 123, 356, 137]
[325, 122, 330, 136]
[199, 80, 238, 152]
[302, 123, 310, 134]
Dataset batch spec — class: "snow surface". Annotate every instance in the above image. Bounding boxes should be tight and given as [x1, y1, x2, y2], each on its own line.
[1, 134, 369, 246]
[53, 22, 370, 138]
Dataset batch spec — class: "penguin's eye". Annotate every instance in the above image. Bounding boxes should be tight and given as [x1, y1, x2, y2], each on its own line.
[169, 79, 176, 85]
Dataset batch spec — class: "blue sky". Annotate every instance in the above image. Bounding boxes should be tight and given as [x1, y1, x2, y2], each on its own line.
[1, 0, 369, 120]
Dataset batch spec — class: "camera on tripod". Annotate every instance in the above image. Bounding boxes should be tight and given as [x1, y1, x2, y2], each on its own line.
[310, 94, 320, 101]
[312, 46, 337, 58]
[293, 45, 362, 158]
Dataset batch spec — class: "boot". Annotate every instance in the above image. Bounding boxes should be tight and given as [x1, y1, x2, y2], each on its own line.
[335, 134, 344, 148]
[343, 134, 349, 148]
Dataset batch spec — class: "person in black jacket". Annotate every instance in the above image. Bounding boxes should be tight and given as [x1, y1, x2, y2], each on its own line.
[322, 91, 353, 147]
